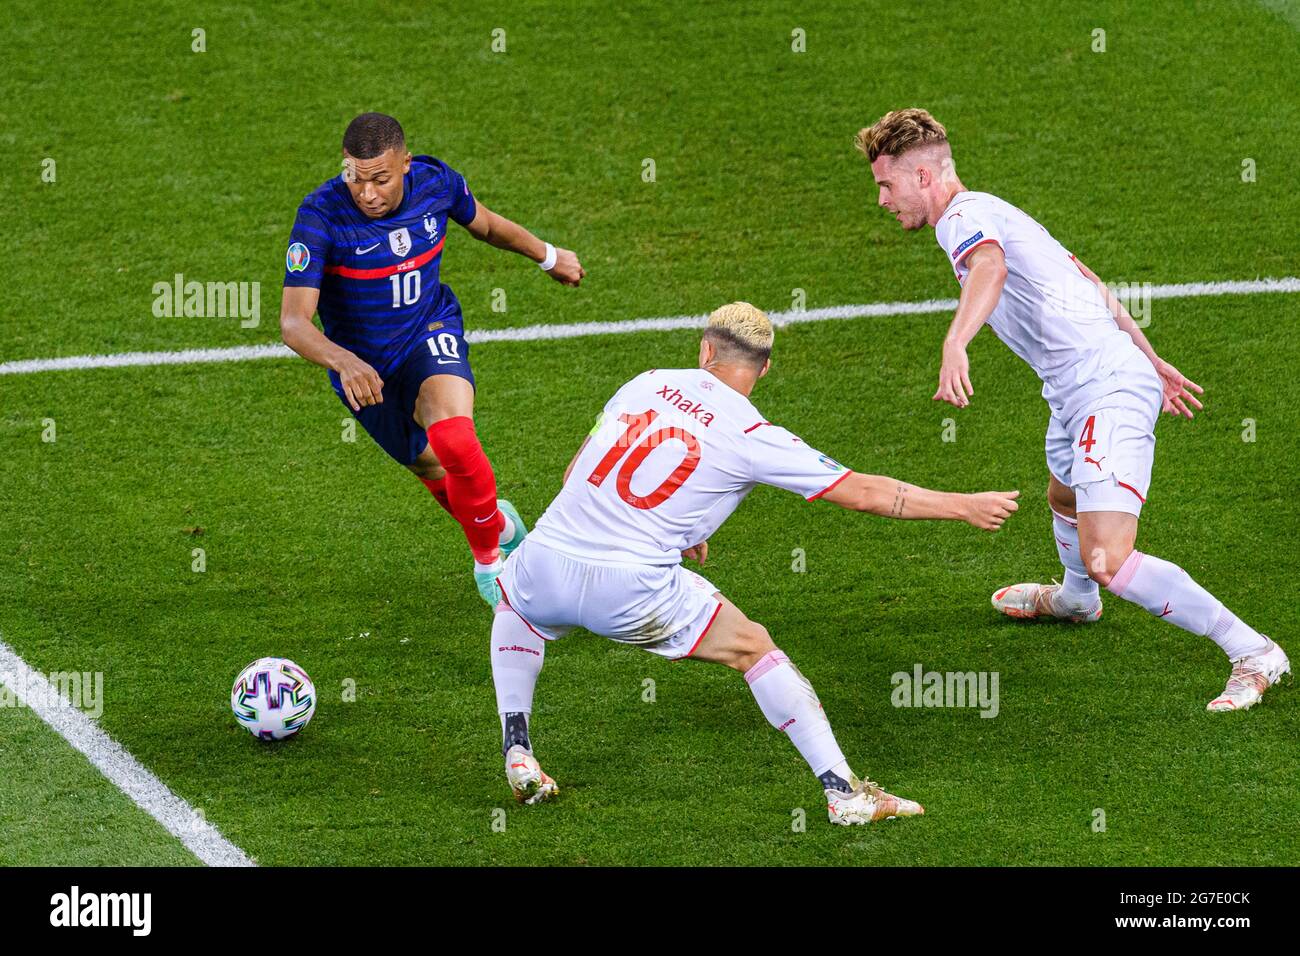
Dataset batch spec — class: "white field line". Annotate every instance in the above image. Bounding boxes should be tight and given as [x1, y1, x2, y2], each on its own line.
[0, 640, 255, 867]
[2, 277, 1297, 377]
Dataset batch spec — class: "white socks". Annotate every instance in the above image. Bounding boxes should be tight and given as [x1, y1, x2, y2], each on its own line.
[489, 617, 859, 785]
[744, 650, 851, 780]
[1056, 505, 1268, 661]
[1052, 509, 1100, 607]
[490, 609, 544, 719]
[1107, 551, 1270, 660]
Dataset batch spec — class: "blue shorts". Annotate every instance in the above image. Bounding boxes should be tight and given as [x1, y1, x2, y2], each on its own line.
[331, 331, 476, 466]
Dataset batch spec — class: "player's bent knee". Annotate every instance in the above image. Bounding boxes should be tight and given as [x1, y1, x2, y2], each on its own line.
[732, 621, 776, 673]
[1048, 478, 1076, 519]
[417, 404, 473, 431]
[1084, 545, 1132, 589]
[1087, 565, 1113, 588]
[414, 376, 475, 429]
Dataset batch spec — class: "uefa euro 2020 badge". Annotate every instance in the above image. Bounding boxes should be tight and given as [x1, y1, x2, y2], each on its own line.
[286, 242, 310, 273]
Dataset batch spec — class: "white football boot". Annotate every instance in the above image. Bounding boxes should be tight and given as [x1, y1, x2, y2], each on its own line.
[1206, 640, 1291, 712]
[825, 775, 924, 826]
[505, 744, 559, 804]
[991, 582, 1102, 623]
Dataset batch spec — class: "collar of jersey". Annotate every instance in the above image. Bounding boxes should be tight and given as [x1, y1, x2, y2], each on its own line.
[943, 190, 982, 216]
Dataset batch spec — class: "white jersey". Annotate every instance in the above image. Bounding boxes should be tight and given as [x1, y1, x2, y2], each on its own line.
[934, 191, 1150, 424]
[528, 367, 851, 565]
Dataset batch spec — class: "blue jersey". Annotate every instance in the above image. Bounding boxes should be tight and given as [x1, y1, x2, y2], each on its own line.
[283, 155, 478, 378]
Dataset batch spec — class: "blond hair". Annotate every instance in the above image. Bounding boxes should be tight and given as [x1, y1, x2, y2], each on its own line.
[705, 301, 773, 366]
[855, 108, 948, 162]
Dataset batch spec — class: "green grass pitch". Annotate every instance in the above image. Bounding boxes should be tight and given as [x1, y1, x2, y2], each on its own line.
[1, 1, 1297, 865]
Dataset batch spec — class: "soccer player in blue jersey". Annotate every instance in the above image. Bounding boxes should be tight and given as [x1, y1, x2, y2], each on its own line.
[280, 113, 585, 605]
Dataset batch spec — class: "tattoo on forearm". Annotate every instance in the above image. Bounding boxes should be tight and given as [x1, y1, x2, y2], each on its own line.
[891, 483, 907, 517]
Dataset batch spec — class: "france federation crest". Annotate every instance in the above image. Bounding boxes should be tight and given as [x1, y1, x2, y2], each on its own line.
[388, 227, 412, 257]
[286, 242, 310, 272]
[422, 213, 439, 242]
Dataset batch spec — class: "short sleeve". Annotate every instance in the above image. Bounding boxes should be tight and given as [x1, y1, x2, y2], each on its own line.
[283, 205, 332, 288]
[746, 424, 852, 501]
[443, 163, 478, 226]
[936, 200, 1002, 266]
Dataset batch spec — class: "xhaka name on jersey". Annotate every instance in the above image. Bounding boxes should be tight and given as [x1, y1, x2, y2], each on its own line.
[656, 385, 714, 427]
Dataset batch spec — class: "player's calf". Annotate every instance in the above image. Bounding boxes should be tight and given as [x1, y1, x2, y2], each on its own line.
[424, 414, 515, 605]
[1099, 542, 1285, 708]
[693, 599, 924, 824]
[411, 457, 454, 516]
[426, 416, 504, 557]
[491, 607, 557, 801]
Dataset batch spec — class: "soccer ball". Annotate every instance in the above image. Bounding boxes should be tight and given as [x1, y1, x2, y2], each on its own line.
[230, 657, 316, 740]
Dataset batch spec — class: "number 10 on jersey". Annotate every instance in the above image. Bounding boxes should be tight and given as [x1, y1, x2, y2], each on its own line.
[587, 409, 701, 510]
[389, 269, 420, 307]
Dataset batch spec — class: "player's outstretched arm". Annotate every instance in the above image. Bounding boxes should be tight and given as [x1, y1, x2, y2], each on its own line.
[1072, 256, 1204, 419]
[934, 243, 1007, 409]
[463, 202, 585, 286]
[279, 286, 384, 412]
[821, 472, 1019, 532]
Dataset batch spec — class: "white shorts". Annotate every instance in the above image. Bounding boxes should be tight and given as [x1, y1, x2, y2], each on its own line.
[1045, 363, 1162, 517]
[496, 538, 723, 660]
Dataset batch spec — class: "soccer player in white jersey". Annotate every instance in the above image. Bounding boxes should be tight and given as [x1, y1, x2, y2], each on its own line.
[855, 108, 1289, 712]
[488, 302, 1022, 823]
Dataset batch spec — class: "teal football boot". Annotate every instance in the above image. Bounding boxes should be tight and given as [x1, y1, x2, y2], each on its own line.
[474, 500, 528, 606]
[474, 568, 503, 607]
[497, 499, 528, 558]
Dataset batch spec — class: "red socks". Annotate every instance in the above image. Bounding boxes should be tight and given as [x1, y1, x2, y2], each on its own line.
[425, 416, 504, 564]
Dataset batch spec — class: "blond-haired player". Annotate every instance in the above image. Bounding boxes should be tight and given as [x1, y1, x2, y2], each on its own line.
[855, 108, 1289, 711]
[488, 302, 1022, 823]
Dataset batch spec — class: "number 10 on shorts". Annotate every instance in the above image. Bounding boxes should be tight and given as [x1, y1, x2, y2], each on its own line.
[426, 333, 462, 361]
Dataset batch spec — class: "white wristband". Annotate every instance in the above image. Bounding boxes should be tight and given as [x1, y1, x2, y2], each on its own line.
[538, 242, 557, 271]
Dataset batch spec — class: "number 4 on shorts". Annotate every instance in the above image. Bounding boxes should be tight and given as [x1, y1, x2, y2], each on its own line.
[1077, 415, 1097, 454]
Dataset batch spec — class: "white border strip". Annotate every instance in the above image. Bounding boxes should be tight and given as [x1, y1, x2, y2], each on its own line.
[0, 640, 255, 867]
[2, 277, 1296, 376]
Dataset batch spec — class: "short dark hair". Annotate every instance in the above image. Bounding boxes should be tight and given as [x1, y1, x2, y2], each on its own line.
[702, 326, 771, 369]
[342, 113, 405, 159]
